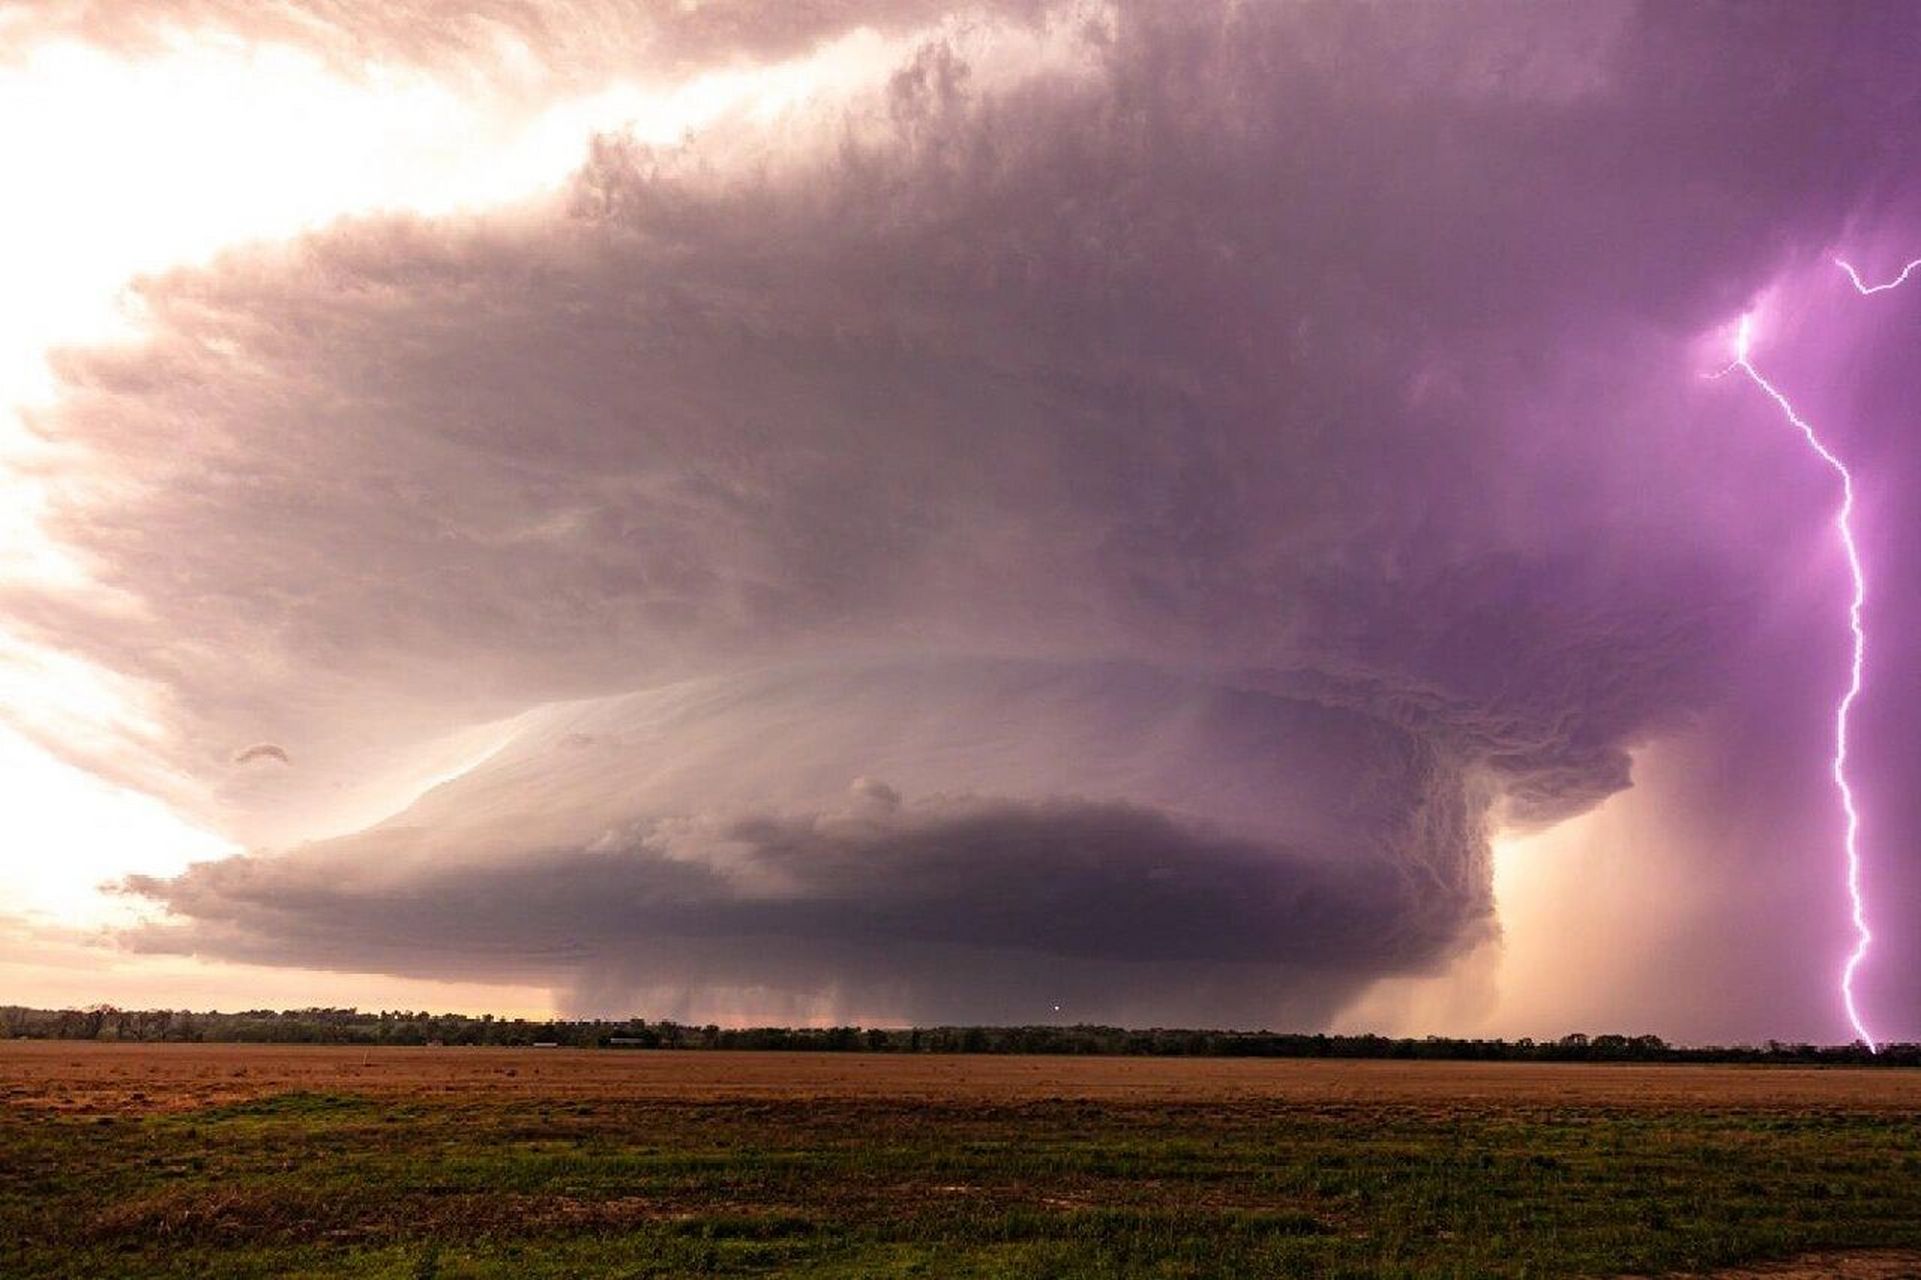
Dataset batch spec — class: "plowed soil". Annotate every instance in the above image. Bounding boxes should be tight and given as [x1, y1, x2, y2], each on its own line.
[6, 1040, 1921, 1114]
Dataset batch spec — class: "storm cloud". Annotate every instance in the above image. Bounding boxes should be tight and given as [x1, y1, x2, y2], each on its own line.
[14, 2, 1921, 1025]
[122, 657, 1489, 1022]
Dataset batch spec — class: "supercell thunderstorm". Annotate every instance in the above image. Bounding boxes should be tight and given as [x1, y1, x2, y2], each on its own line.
[3, 3, 1919, 1037]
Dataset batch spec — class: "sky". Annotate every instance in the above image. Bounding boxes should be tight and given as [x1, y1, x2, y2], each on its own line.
[3, 0, 1919, 1043]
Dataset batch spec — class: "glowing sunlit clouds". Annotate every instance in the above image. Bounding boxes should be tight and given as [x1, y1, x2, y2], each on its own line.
[0, 26, 896, 405]
[0, 19, 902, 934]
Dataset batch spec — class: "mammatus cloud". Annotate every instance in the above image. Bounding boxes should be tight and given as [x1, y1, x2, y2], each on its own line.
[12, 2, 1921, 1024]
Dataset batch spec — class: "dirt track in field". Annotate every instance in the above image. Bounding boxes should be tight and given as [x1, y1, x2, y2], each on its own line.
[4, 1041, 1920, 1115]
[1661, 1251, 1921, 1278]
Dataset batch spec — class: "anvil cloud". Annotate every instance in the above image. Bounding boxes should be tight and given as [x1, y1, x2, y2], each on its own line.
[9, 1, 1921, 1032]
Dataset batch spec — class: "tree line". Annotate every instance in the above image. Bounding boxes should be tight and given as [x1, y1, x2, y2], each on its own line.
[1, 1005, 1912, 1064]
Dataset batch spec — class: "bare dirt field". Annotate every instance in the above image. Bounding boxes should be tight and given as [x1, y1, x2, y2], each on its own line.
[7, 1040, 1921, 1113]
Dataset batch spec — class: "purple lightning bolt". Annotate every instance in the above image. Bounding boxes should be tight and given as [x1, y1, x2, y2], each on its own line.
[1837, 256, 1921, 296]
[1723, 266, 1887, 1051]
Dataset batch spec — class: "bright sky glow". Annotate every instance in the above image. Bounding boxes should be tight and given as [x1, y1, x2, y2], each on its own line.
[0, 25, 896, 931]
[0, 722, 232, 923]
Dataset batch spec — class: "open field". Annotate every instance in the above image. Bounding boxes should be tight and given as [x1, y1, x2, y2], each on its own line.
[4, 1044, 1919, 1278]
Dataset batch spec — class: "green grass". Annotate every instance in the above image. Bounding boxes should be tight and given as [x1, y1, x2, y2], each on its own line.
[4, 1088, 1919, 1277]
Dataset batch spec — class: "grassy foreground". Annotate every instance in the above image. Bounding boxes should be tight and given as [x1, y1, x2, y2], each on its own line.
[4, 1062, 1920, 1278]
